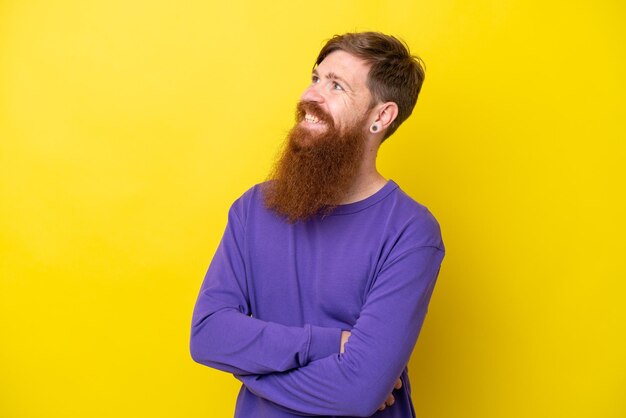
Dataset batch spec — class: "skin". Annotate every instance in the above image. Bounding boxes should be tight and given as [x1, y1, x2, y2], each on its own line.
[301, 50, 403, 411]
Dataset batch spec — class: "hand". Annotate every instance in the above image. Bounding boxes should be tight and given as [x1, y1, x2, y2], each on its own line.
[340, 331, 351, 353]
[378, 378, 402, 411]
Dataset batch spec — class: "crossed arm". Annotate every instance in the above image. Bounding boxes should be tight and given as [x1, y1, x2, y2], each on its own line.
[189, 207, 342, 376]
[190, 205, 444, 416]
[234, 246, 442, 416]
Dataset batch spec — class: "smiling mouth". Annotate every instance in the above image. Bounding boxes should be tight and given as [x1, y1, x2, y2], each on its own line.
[304, 113, 324, 125]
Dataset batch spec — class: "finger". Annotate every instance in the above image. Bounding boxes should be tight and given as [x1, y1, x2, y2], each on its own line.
[394, 378, 402, 390]
[386, 393, 395, 406]
[378, 403, 386, 411]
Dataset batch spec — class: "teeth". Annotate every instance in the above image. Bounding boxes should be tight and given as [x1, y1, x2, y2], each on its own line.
[305, 113, 321, 124]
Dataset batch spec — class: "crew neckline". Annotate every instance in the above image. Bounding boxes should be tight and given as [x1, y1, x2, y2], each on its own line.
[329, 180, 399, 216]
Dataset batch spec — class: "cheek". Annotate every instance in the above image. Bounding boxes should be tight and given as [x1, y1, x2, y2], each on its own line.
[331, 102, 352, 125]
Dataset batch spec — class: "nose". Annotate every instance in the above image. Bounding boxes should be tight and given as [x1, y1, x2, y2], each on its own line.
[300, 83, 324, 103]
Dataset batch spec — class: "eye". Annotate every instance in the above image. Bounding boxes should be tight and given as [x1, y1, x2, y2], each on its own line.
[332, 81, 344, 91]
[311, 74, 320, 84]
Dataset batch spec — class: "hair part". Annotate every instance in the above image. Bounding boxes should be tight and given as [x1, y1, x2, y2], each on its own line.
[315, 32, 426, 141]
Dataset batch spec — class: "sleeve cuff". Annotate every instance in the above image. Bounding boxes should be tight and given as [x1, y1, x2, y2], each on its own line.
[306, 325, 342, 364]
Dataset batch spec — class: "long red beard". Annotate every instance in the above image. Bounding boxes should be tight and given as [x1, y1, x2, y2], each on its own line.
[263, 101, 367, 223]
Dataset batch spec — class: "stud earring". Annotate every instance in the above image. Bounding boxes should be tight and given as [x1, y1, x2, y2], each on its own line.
[370, 124, 379, 133]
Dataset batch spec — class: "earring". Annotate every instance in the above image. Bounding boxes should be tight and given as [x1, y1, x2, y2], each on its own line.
[370, 124, 379, 133]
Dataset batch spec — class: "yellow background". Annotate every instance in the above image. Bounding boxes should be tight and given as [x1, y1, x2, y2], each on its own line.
[1, 0, 624, 417]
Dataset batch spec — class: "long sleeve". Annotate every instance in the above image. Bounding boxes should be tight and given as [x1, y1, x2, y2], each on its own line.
[189, 202, 342, 376]
[237, 244, 444, 417]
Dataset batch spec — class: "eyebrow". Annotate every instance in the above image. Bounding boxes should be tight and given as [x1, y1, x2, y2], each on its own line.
[312, 69, 353, 91]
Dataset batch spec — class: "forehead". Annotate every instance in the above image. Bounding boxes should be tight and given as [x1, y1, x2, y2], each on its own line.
[315, 50, 371, 88]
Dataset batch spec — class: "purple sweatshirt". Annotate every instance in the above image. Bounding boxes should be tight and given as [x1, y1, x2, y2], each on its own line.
[190, 180, 445, 417]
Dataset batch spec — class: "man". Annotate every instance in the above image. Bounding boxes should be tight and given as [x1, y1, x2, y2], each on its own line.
[190, 32, 445, 417]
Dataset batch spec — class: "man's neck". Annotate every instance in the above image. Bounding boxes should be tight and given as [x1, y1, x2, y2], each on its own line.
[338, 170, 387, 205]
[336, 137, 387, 205]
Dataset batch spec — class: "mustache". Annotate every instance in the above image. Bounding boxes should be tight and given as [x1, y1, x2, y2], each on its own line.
[295, 101, 334, 127]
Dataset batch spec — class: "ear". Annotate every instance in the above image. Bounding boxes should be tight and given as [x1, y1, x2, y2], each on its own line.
[370, 102, 398, 134]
